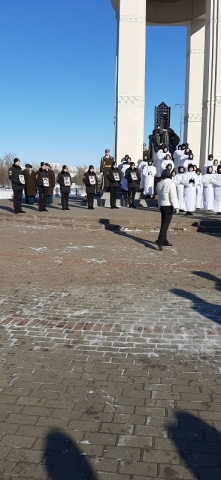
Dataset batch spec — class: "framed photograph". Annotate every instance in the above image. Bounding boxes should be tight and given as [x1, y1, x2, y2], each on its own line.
[43, 178, 49, 187]
[113, 173, 120, 181]
[19, 175, 25, 184]
[89, 176, 96, 185]
[64, 177, 71, 186]
[131, 173, 138, 181]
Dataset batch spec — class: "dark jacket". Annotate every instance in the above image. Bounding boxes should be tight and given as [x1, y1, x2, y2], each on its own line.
[125, 167, 141, 189]
[9, 165, 24, 191]
[106, 168, 121, 188]
[57, 171, 72, 194]
[24, 170, 37, 196]
[83, 171, 97, 194]
[47, 169, 55, 196]
[36, 169, 50, 189]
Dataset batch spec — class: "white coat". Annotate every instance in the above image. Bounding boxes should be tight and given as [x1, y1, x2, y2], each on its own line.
[156, 178, 179, 209]
[195, 173, 203, 209]
[211, 174, 221, 212]
[173, 150, 183, 173]
[119, 162, 130, 190]
[154, 150, 164, 177]
[182, 172, 197, 212]
[161, 159, 174, 172]
[143, 165, 156, 196]
[175, 173, 185, 211]
[138, 160, 148, 189]
[183, 159, 195, 172]
[202, 174, 214, 211]
[204, 160, 213, 174]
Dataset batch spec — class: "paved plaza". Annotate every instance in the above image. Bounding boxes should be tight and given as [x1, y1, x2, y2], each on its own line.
[0, 198, 221, 479]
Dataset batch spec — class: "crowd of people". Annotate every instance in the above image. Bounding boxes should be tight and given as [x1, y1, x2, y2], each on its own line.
[7, 144, 221, 216]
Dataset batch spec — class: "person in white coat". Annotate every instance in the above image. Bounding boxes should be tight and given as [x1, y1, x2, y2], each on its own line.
[156, 169, 179, 251]
[183, 153, 195, 172]
[173, 145, 183, 173]
[202, 166, 214, 211]
[204, 154, 214, 174]
[182, 163, 197, 215]
[143, 159, 156, 197]
[213, 159, 218, 173]
[211, 165, 221, 214]
[175, 166, 185, 211]
[161, 154, 175, 172]
[195, 168, 203, 209]
[138, 155, 148, 190]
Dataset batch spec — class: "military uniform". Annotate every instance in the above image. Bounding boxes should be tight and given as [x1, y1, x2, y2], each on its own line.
[100, 150, 114, 191]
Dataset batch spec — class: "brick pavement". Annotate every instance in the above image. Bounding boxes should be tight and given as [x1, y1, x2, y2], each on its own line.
[0, 201, 221, 479]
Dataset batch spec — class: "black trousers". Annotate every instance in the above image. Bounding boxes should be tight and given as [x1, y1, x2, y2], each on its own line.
[13, 190, 23, 213]
[128, 188, 136, 206]
[110, 187, 118, 208]
[38, 188, 47, 211]
[158, 206, 173, 245]
[87, 192, 94, 209]
[61, 193, 69, 209]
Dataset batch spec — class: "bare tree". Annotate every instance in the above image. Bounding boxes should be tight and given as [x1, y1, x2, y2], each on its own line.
[0, 153, 16, 187]
[73, 166, 87, 187]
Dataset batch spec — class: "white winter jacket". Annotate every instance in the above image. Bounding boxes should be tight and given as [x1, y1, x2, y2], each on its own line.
[157, 178, 179, 209]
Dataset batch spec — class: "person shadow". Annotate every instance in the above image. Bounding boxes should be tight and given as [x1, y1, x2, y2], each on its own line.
[171, 271, 221, 326]
[99, 218, 158, 250]
[43, 429, 98, 480]
[168, 411, 221, 480]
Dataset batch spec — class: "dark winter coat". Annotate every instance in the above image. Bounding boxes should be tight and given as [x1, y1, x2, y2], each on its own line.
[9, 165, 24, 191]
[83, 171, 97, 194]
[125, 167, 141, 189]
[36, 169, 50, 189]
[57, 172, 72, 194]
[24, 170, 37, 196]
[47, 169, 55, 195]
[106, 168, 121, 188]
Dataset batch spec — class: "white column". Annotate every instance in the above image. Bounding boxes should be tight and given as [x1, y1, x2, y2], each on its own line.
[184, 20, 205, 164]
[114, 0, 146, 164]
[200, 0, 221, 168]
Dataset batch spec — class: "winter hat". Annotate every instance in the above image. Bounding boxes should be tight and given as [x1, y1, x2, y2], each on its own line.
[62, 165, 68, 170]
[89, 165, 94, 170]
[40, 162, 45, 167]
[161, 169, 172, 180]
[13, 158, 20, 164]
[28, 164, 33, 168]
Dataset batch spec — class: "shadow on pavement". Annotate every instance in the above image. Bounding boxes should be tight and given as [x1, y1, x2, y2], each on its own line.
[43, 429, 98, 480]
[99, 218, 158, 250]
[169, 411, 221, 480]
[171, 271, 221, 326]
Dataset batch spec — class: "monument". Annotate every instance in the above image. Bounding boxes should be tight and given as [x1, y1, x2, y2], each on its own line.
[149, 104, 180, 159]
[111, 0, 221, 169]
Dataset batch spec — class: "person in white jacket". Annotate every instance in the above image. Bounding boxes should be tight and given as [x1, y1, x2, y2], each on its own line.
[161, 154, 175, 172]
[156, 169, 179, 251]
[202, 166, 214, 211]
[211, 164, 221, 214]
[143, 159, 156, 197]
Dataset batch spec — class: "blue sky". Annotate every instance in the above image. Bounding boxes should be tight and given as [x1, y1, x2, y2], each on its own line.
[0, 0, 186, 167]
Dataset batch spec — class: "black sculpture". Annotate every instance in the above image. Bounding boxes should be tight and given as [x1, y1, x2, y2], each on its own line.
[149, 113, 180, 159]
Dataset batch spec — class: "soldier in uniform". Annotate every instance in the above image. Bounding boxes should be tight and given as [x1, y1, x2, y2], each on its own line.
[100, 149, 114, 191]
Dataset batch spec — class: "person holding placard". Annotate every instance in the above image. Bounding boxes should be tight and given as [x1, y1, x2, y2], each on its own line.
[57, 165, 72, 210]
[36, 162, 50, 212]
[106, 161, 121, 209]
[9, 158, 26, 214]
[125, 162, 141, 208]
[83, 165, 97, 210]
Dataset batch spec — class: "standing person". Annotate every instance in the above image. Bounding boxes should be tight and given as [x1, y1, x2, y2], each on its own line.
[195, 168, 203, 209]
[46, 164, 55, 205]
[138, 155, 148, 190]
[36, 162, 50, 212]
[211, 165, 221, 214]
[83, 165, 97, 209]
[119, 156, 131, 206]
[161, 154, 175, 172]
[202, 166, 214, 211]
[156, 169, 179, 251]
[204, 154, 214, 173]
[57, 165, 72, 210]
[9, 158, 26, 214]
[183, 164, 197, 215]
[125, 162, 141, 208]
[213, 159, 219, 173]
[24, 164, 36, 205]
[183, 152, 195, 172]
[175, 166, 185, 211]
[143, 159, 156, 197]
[100, 149, 114, 191]
[106, 161, 120, 209]
[173, 145, 183, 173]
